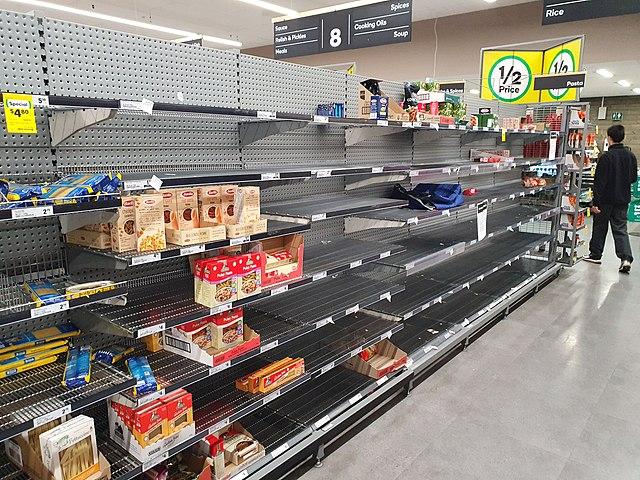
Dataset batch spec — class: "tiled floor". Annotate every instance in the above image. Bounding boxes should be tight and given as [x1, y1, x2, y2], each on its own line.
[300, 232, 640, 480]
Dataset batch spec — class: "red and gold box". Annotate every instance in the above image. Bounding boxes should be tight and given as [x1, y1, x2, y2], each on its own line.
[160, 388, 193, 435]
[236, 357, 305, 394]
[235, 252, 264, 300]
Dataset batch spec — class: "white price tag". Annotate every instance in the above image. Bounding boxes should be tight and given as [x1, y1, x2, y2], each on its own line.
[180, 244, 205, 256]
[423, 345, 438, 353]
[435, 296, 443, 304]
[376, 120, 389, 126]
[402, 122, 412, 128]
[271, 442, 290, 459]
[257, 111, 276, 119]
[380, 250, 391, 259]
[320, 362, 335, 375]
[230, 236, 249, 246]
[264, 390, 281, 404]
[137, 322, 166, 338]
[520, 191, 526, 197]
[477, 275, 485, 281]
[379, 292, 391, 302]
[345, 304, 359, 316]
[312, 271, 327, 282]
[120, 99, 154, 114]
[271, 285, 288, 296]
[442, 167, 452, 174]
[350, 260, 363, 269]
[316, 317, 332, 328]
[33, 95, 49, 107]
[131, 253, 161, 265]
[33, 405, 71, 427]
[210, 361, 231, 376]
[459, 125, 466, 130]
[407, 217, 419, 225]
[231, 470, 249, 480]
[406, 261, 415, 270]
[351, 346, 363, 356]
[473, 126, 479, 131]
[463, 282, 470, 289]
[314, 415, 331, 429]
[442, 209, 450, 217]
[371, 167, 384, 174]
[315, 169, 332, 178]
[260, 340, 279, 353]
[349, 393, 363, 405]
[311, 213, 327, 221]
[149, 175, 163, 191]
[209, 418, 230, 435]
[210, 303, 232, 315]
[123, 179, 148, 191]
[448, 124, 456, 129]
[313, 115, 329, 124]
[409, 170, 420, 177]
[403, 312, 413, 321]
[376, 375, 389, 386]
[509, 194, 516, 200]
[413, 122, 423, 128]
[31, 300, 69, 319]
[261, 172, 280, 181]
[322, 422, 334, 432]
[429, 123, 439, 130]
[381, 330, 392, 340]
[137, 389, 166, 407]
[142, 452, 169, 472]
[461, 319, 470, 327]
[12, 205, 53, 219]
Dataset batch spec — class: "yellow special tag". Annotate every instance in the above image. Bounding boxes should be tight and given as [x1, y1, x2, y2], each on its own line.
[501, 128, 507, 142]
[3, 93, 37, 134]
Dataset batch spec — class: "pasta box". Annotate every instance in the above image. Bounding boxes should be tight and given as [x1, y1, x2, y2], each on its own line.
[160, 389, 193, 435]
[210, 307, 244, 350]
[235, 252, 263, 300]
[196, 257, 238, 307]
[343, 339, 407, 379]
[259, 234, 304, 287]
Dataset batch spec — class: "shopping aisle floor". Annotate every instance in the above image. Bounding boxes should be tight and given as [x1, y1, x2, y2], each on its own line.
[300, 234, 640, 480]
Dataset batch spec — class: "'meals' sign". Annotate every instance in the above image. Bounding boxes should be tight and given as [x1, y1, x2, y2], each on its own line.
[274, 1, 412, 59]
[542, 0, 640, 25]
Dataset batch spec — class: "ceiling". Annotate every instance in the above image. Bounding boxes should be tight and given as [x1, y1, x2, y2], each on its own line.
[581, 61, 640, 98]
[0, 0, 534, 49]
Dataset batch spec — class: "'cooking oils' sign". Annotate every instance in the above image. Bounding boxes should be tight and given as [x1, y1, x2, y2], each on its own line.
[480, 36, 583, 104]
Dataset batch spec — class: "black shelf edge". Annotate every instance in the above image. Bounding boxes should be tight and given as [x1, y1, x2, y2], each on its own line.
[0, 196, 121, 222]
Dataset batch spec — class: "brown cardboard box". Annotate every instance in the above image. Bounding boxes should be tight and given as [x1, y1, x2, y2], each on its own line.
[357, 79, 406, 120]
[175, 188, 200, 230]
[83, 223, 111, 234]
[110, 197, 136, 253]
[208, 422, 265, 480]
[166, 226, 226, 246]
[66, 229, 111, 250]
[199, 185, 223, 227]
[344, 339, 407, 379]
[134, 194, 166, 252]
[225, 223, 249, 239]
[162, 189, 179, 230]
[236, 186, 260, 224]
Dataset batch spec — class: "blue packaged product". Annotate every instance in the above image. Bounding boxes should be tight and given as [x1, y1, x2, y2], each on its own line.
[0, 323, 80, 355]
[62, 345, 92, 388]
[127, 356, 158, 396]
[38, 185, 92, 204]
[53, 174, 111, 191]
[23, 280, 63, 306]
[94, 344, 134, 364]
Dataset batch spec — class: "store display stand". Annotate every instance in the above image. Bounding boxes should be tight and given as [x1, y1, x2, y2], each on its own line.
[0, 9, 563, 480]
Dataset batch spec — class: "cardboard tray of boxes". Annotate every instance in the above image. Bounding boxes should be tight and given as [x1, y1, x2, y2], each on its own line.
[344, 339, 407, 379]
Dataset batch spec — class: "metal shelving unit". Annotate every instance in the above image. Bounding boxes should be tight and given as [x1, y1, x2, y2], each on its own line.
[0, 9, 564, 480]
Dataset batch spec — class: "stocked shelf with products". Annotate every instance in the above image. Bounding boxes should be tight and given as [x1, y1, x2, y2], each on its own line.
[0, 195, 122, 222]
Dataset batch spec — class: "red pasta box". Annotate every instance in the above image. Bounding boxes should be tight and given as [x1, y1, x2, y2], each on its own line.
[198, 257, 238, 307]
[210, 307, 244, 350]
[236, 252, 264, 300]
[177, 318, 212, 350]
[259, 235, 304, 287]
[132, 400, 168, 447]
[161, 389, 193, 435]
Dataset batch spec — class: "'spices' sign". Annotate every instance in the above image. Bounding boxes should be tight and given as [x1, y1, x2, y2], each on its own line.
[274, 0, 412, 59]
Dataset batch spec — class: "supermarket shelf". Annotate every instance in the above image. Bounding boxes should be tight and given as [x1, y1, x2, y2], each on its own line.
[262, 195, 407, 222]
[560, 223, 586, 232]
[66, 219, 310, 270]
[365, 232, 551, 321]
[561, 206, 587, 214]
[0, 195, 121, 222]
[76, 239, 404, 339]
[97, 311, 403, 479]
[0, 451, 28, 480]
[346, 182, 558, 230]
[0, 360, 135, 443]
[378, 205, 559, 273]
[0, 279, 127, 328]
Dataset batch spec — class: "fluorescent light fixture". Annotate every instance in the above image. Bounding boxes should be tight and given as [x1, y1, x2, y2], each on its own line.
[633, 87, 640, 94]
[469, 89, 480, 95]
[617, 80, 631, 87]
[484, 0, 498, 3]
[274, 0, 385, 21]
[595, 68, 613, 78]
[4, 0, 242, 47]
[235, 0, 298, 16]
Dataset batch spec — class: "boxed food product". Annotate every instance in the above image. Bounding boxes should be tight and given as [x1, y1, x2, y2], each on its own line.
[236, 186, 260, 224]
[259, 235, 304, 287]
[93, 344, 134, 364]
[160, 389, 193, 435]
[344, 339, 407, 379]
[134, 194, 166, 252]
[65, 229, 111, 250]
[175, 188, 200, 230]
[194, 434, 225, 477]
[39, 415, 100, 480]
[166, 226, 226, 246]
[210, 308, 243, 350]
[141, 333, 163, 353]
[235, 357, 304, 394]
[110, 197, 137, 253]
[132, 400, 168, 447]
[127, 356, 159, 397]
[23, 280, 63, 307]
[205, 422, 265, 480]
[0, 353, 59, 379]
[0, 323, 80, 356]
[0, 340, 69, 369]
[220, 185, 238, 224]
[236, 253, 263, 299]
[83, 224, 110, 234]
[62, 346, 91, 389]
[197, 257, 239, 307]
[199, 185, 222, 227]
[161, 189, 179, 230]
[176, 318, 213, 350]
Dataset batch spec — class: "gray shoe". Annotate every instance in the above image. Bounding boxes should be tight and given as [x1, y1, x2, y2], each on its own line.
[619, 260, 631, 274]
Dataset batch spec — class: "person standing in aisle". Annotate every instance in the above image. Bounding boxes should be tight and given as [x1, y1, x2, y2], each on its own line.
[584, 124, 638, 273]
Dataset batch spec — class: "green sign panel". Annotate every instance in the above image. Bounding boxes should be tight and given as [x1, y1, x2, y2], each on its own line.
[612, 111, 623, 121]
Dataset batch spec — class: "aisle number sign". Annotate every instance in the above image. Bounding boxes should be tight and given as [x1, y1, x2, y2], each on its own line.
[3, 93, 37, 134]
[480, 36, 583, 104]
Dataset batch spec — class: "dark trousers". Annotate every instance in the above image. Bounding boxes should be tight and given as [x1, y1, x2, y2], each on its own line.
[589, 204, 634, 262]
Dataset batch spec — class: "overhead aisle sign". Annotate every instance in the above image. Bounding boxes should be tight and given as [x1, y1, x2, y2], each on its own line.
[273, 0, 412, 59]
[480, 36, 584, 104]
[542, 0, 640, 25]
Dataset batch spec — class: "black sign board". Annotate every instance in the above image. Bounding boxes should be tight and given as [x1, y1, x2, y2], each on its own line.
[542, 0, 640, 25]
[274, 0, 412, 59]
[439, 81, 465, 95]
[534, 72, 586, 90]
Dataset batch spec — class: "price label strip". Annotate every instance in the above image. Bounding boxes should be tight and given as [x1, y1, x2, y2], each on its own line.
[31, 300, 69, 319]
[12, 205, 54, 219]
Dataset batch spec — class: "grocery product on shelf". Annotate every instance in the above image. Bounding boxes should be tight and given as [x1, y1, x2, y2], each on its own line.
[127, 356, 159, 396]
[134, 194, 167, 252]
[259, 234, 304, 287]
[93, 344, 134, 364]
[0, 323, 81, 355]
[195, 256, 239, 307]
[110, 197, 137, 252]
[65, 228, 112, 250]
[62, 346, 92, 389]
[236, 252, 263, 299]
[316, 102, 345, 118]
[142, 333, 164, 353]
[344, 339, 407, 379]
[470, 149, 514, 165]
[235, 357, 305, 394]
[23, 280, 63, 306]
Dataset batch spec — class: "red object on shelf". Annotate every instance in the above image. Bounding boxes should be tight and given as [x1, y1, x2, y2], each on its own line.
[463, 188, 478, 196]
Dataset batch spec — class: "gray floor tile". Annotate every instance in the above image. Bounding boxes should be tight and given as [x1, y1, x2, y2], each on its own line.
[593, 382, 640, 425]
[556, 460, 609, 480]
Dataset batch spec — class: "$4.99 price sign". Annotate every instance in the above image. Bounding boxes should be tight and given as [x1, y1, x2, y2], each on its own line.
[2, 93, 38, 134]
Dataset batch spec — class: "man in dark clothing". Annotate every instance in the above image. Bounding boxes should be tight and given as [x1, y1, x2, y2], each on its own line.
[584, 124, 638, 273]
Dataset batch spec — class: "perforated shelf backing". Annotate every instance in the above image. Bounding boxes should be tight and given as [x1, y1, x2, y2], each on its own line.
[43, 18, 239, 107]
